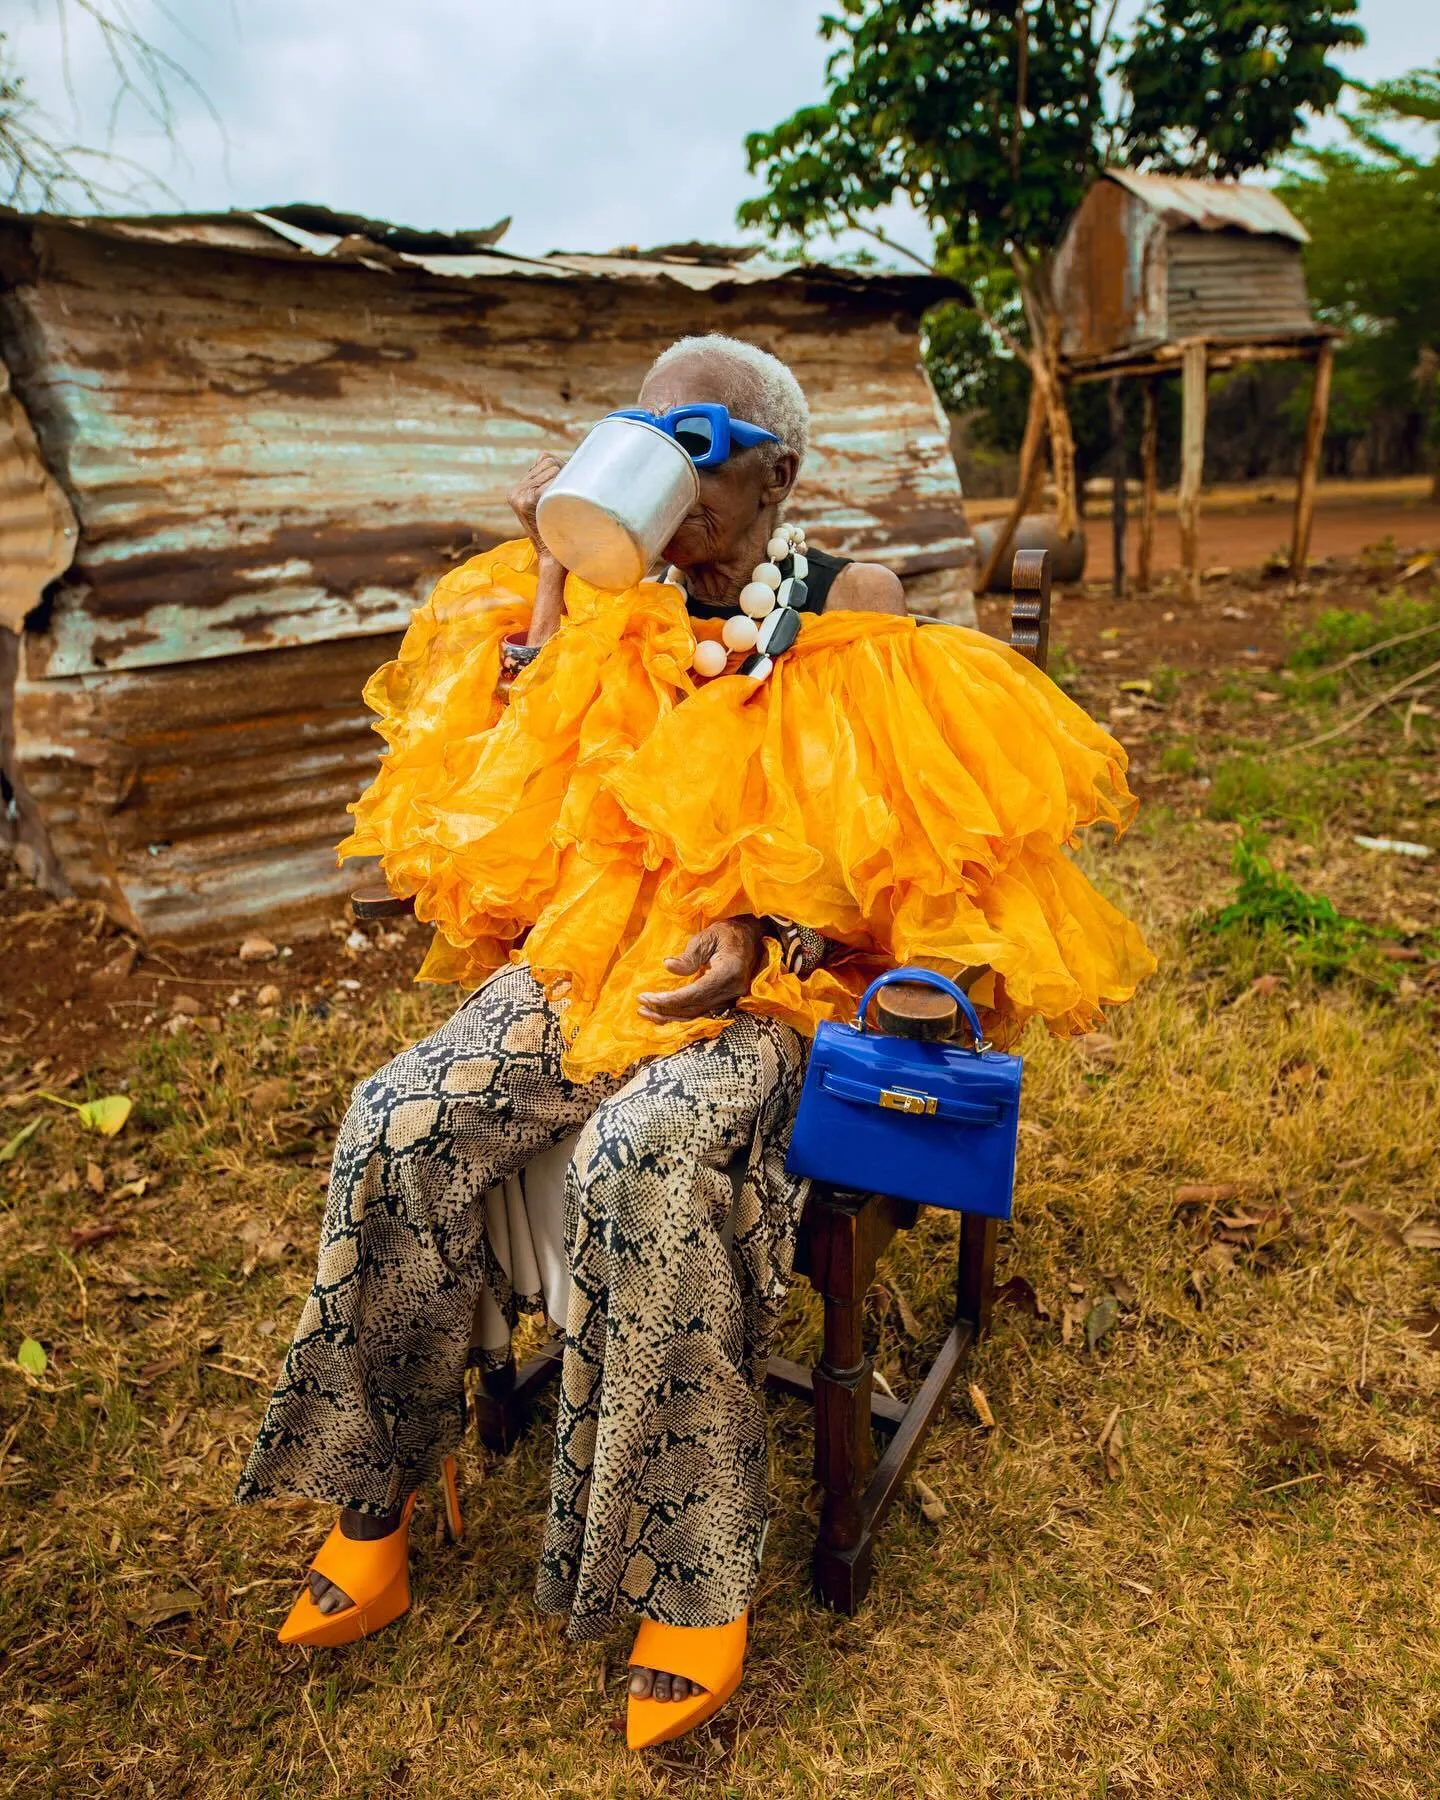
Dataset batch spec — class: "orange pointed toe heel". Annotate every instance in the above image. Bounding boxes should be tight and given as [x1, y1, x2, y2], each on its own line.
[278, 1454, 463, 1650]
[626, 1610, 747, 1750]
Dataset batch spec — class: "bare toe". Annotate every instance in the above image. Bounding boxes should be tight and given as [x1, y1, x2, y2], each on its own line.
[308, 1574, 354, 1615]
[628, 1667, 655, 1699]
[651, 1670, 672, 1702]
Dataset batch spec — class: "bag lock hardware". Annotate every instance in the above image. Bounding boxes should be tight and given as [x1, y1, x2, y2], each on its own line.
[878, 1087, 937, 1116]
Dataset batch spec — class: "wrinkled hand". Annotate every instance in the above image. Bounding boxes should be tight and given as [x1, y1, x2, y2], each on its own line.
[638, 919, 765, 1023]
[508, 452, 565, 553]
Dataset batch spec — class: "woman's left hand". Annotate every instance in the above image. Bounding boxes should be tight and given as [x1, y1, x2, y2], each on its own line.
[637, 919, 764, 1022]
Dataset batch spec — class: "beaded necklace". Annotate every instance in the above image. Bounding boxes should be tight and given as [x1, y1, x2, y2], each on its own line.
[665, 521, 809, 685]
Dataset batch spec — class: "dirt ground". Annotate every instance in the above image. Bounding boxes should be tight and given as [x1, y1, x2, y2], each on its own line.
[968, 476, 1440, 588]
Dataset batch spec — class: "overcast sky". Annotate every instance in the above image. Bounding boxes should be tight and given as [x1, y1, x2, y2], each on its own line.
[7, 0, 1438, 261]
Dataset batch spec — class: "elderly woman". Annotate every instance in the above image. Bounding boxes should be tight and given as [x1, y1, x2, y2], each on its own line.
[237, 335, 1152, 1748]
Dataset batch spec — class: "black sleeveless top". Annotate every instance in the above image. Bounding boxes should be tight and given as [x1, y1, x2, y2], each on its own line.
[684, 547, 851, 621]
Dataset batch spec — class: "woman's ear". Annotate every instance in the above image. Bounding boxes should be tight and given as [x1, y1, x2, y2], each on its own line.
[761, 448, 799, 508]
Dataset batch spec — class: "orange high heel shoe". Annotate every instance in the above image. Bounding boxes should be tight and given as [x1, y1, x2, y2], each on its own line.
[626, 1610, 747, 1749]
[277, 1454, 464, 1650]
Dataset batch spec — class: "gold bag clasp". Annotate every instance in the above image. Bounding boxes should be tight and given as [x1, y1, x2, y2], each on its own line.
[879, 1087, 937, 1116]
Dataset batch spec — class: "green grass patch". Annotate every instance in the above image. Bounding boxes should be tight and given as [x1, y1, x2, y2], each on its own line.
[1197, 826, 1398, 987]
[1287, 591, 1440, 684]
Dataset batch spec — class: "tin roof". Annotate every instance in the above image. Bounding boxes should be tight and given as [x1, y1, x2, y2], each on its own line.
[1103, 171, 1309, 244]
[37, 203, 960, 297]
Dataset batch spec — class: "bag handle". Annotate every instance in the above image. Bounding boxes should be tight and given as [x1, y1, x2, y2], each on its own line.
[856, 968, 988, 1051]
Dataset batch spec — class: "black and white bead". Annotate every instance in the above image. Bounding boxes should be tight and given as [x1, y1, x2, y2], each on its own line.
[668, 522, 809, 684]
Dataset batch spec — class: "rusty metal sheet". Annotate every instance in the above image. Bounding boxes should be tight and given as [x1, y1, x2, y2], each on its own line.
[1104, 170, 1309, 243]
[1165, 232, 1313, 340]
[0, 217, 968, 679]
[9, 632, 400, 939]
[0, 361, 77, 631]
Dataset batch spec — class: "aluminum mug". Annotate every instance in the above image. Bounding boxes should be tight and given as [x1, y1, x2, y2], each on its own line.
[535, 415, 699, 589]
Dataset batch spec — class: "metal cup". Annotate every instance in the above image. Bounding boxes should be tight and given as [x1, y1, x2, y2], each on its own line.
[535, 416, 699, 589]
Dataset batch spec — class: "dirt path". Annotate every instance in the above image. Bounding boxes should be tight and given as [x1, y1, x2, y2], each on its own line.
[1084, 496, 1439, 585]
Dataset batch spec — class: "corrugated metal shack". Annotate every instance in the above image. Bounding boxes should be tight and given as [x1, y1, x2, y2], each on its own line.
[0, 207, 970, 942]
[1053, 170, 1317, 364]
[1051, 172, 1336, 598]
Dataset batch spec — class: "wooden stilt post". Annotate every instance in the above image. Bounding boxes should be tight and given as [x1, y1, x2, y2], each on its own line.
[1178, 340, 1208, 602]
[1290, 339, 1334, 579]
[1137, 378, 1158, 596]
[1108, 376, 1127, 599]
[977, 378, 1047, 595]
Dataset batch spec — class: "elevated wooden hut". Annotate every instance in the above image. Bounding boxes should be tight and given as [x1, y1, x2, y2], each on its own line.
[1052, 171, 1336, 597]
[0, 208, 969, 941]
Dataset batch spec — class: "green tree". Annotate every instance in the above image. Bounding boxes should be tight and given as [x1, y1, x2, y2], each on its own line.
[1279, 66, 1440, 493]
[741, 0, 1363, 536]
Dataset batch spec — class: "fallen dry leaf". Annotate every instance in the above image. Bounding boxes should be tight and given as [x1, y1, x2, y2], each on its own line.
[993, 1274, 1051, 1321]
[1342, 1204, 1404, 1248]
[1175, 1183, 1241, 1209]
[1402, 1219, 1440, 1251]
[888, 1281, 922, 1339]
[126, 1589, 201, 1632]
[85, 1161, 105, 1197]
[66, 1221, 123, 1252]
[912, 1478, 947, 1523]
[1405, 1308, 1440, 1350]
[1085, 1296, 1121, 1352]
[968, 1383, 995, 1429]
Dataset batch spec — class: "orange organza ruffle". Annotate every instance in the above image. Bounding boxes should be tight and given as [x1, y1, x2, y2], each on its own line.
[339, 540, 1156, 1081]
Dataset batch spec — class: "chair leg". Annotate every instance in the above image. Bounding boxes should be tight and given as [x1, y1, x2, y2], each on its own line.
[808, 1188, 883, 1613]
[472, 1339, 564, 1454]
[957, 1213, 998, 1337]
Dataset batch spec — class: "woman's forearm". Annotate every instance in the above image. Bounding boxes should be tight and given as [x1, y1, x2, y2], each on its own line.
[525, 552, 568, 647]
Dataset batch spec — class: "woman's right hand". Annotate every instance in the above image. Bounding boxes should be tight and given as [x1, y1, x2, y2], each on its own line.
[508, 452, 564, 554]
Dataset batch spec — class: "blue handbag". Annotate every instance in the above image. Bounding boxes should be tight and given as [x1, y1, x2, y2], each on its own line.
[785, 969, 1023, 1218]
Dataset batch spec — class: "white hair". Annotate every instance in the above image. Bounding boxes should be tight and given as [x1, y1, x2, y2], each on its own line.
[644, 334, 810, 469]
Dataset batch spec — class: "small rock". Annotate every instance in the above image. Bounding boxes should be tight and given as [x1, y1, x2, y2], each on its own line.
[196, 1015, 223, 1033]
[256, 984, 282, 1006]
[238, 935, 278, 963]
[336, 978, 362, 993]
[344, 929, 372, 954]
[163, 1015, 191, 1036]
[168, 993, 202, 1017]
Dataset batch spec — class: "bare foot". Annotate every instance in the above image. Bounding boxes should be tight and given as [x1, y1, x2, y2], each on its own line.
[307, 1506, 403, 1615]
[628, 1666, 702, 1703]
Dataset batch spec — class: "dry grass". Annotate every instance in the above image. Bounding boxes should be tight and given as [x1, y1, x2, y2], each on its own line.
[2, 588, 1439, 1798]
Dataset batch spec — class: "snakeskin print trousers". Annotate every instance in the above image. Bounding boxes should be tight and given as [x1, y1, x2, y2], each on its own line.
[235, 963, 809, 1639]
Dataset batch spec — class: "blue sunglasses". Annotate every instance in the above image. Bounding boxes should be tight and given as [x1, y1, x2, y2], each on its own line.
[606, 403, 780, 469]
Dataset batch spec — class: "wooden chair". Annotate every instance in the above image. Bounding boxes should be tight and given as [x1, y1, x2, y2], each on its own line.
[353, 548, 1054, 1615]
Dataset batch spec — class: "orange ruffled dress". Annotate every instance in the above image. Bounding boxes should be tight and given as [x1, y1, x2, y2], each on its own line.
[338, 539, 1155, 1082]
